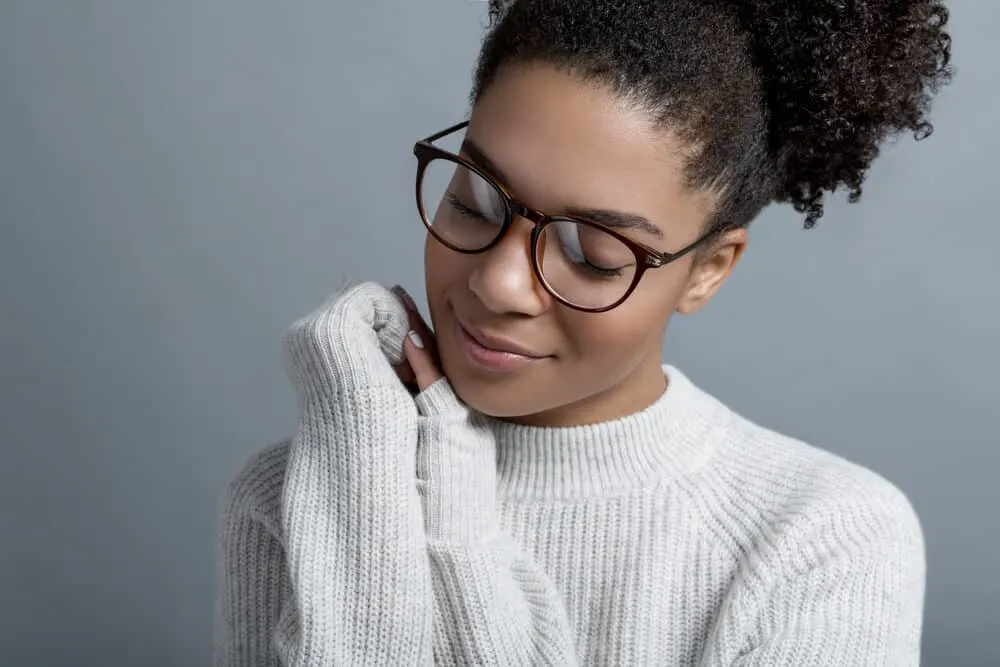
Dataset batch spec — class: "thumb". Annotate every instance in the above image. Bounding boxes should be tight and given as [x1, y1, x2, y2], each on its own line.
[404, 329, 443, 391]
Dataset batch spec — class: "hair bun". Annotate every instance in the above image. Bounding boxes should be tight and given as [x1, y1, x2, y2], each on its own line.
[731, 0, 952, 225]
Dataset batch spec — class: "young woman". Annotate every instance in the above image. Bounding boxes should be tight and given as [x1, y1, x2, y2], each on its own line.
[216, 1, 951, 665]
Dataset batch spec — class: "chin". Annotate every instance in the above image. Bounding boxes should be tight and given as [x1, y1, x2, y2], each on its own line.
[438, 349, 556, 420]
[446, 373, 543, 419]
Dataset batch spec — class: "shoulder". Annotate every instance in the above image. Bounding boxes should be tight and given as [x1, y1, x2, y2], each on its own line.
[675, 376, 926, 660]
[221, 439, 291, 536]
[728, 417, 921, 545]
[677, 376, 923, 564]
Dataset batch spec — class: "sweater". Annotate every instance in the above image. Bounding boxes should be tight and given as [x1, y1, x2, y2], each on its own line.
[214, 282, 925, 666]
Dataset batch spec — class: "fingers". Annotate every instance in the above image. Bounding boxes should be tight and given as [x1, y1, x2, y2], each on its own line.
[391, 286, 444, 392]
[394, 359, 417, 394]
[395, 289, 437, 355]
[403, 328, 443, 391]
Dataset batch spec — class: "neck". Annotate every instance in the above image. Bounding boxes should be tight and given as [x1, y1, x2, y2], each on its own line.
[489, 365, 722, 500]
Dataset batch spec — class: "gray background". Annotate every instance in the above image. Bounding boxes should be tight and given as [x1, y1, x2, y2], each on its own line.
[1, 1, 996, 665]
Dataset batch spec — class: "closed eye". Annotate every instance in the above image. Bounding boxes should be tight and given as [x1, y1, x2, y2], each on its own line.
[447, 193, 494, 223]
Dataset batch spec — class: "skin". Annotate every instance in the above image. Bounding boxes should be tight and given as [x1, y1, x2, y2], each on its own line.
[399, 62, 748, 427]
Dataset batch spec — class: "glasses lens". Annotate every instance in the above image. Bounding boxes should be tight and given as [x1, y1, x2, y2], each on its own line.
[419, 158, 508, 251]
[537, 219, 638, 310]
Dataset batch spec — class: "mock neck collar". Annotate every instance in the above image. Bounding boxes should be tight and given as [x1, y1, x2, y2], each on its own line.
[488, 366, 725, 501]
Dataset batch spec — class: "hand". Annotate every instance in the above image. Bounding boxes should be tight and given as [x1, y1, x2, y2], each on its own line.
[391, 286, 444, 394]
[282, 281, 412, 400]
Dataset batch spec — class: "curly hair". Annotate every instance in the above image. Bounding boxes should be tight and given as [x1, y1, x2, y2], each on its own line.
[473, 0, 953, 230]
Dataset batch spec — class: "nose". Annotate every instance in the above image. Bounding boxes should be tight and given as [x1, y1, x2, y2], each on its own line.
[468, 217, 550, 317]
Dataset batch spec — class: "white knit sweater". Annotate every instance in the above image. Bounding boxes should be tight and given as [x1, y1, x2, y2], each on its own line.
[214, 283, 925, 666]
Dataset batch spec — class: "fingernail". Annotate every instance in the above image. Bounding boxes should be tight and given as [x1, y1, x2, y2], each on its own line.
[407, 330, 424, 349]
[390, 285, 415, 308]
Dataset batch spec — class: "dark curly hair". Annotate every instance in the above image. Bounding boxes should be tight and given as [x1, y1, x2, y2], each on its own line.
[473, 0, 953, 230]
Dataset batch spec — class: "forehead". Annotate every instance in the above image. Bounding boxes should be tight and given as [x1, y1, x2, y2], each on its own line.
[467, 63, 714, 243]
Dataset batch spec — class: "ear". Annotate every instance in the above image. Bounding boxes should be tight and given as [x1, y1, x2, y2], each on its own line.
[675, 228, 748, 314]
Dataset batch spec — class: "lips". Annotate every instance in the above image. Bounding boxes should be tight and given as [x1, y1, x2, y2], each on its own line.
[452, 317, 548, 372]
[457, 320, 544, 358]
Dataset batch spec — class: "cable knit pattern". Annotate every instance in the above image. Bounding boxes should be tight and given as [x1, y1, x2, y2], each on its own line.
[215, 283, 925, 666]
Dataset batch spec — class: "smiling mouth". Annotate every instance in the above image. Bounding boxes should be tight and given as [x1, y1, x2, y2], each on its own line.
[453, 318, 548, 373]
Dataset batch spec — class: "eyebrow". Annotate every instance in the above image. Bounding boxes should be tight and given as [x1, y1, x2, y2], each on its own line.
[460, 137, 665, 239]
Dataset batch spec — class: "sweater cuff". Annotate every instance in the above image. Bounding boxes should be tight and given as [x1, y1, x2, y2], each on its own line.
[414, 377, 465, 416]
[415, 380, 499, 544]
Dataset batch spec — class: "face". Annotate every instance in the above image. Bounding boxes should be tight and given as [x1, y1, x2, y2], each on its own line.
[424, 63, 747, 426]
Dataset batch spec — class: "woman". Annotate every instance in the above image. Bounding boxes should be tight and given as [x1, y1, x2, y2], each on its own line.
[216, 1, 951, 665]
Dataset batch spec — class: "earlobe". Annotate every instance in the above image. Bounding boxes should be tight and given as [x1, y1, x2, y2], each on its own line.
[674, 276, 714, 314]
[673, 258, 718, 314]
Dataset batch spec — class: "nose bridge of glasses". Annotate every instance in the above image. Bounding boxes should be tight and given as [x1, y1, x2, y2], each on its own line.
[507, 199, 548, 227]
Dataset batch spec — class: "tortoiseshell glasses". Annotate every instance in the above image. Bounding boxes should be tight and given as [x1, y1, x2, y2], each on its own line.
[413, 121, 717, 313]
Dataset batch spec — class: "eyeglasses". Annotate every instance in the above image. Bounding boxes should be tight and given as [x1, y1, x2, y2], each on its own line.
[413, 121, 717, 313]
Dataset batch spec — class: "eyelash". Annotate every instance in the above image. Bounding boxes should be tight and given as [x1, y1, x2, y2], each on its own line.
[447, 194, 493, 223]
[446, 194, 626, 279]
[587, 264, 624, 279]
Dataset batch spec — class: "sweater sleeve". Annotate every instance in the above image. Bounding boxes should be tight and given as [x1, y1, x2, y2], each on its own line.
[215, 283, 434, 666]
[708, 478, 926, 667]
[214, 444, 294, 667]
[414, 379, 579, 667]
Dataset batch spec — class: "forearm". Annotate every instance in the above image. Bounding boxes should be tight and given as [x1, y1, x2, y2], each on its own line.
[215, 502, 290, 667]
[273, 281, 435, 665]
[278, 386, 433, 665]
[425, 541, 577, 666]
[416, 381, 578, 666]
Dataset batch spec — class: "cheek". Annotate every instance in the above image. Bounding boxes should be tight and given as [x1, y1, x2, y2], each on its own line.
[424, 236, 468, 327]
[424, 236, 469, 287]
[423, 235, 440, 286]
[564, 303, 667, 366]
[563, 269, 687, 363]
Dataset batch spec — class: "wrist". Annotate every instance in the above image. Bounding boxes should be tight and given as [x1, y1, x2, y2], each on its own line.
[415, 380, 498, 543]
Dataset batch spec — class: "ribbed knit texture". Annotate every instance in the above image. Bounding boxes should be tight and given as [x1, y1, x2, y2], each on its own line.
[215, 282, 925, 666]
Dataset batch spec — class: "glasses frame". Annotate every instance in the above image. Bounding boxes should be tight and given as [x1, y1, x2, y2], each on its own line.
[413, 120, 719, 313]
